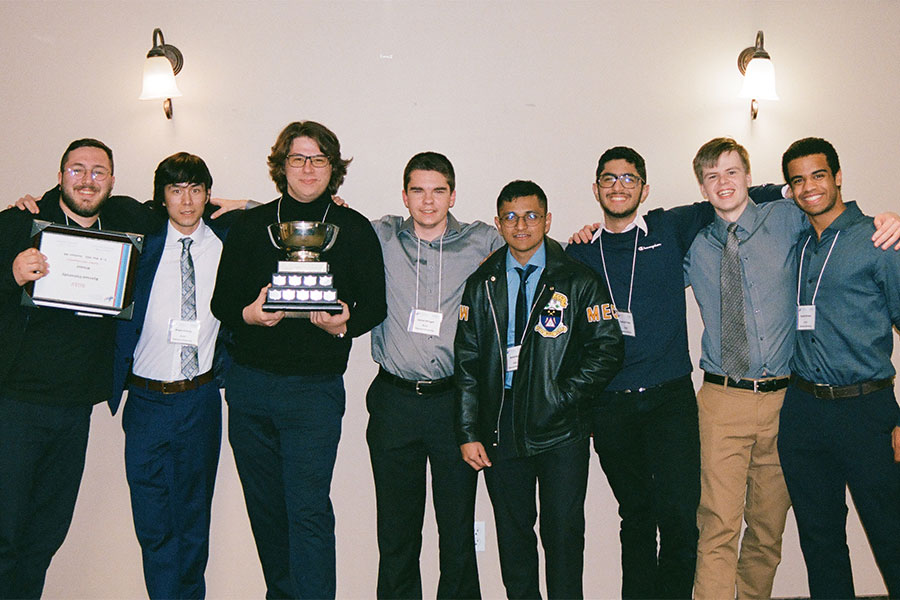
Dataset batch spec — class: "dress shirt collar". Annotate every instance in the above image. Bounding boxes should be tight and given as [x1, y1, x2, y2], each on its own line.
[809, 201, 863, 240]
[166, 218, 210, 247]
[711, 199, 760, 243]
[505, 240, 546, 274]
[591, 211, 648, 242]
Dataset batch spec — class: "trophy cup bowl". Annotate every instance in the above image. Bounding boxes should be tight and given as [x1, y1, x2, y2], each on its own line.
[263, 221, 343, 316]
[268, 221, 340, 261]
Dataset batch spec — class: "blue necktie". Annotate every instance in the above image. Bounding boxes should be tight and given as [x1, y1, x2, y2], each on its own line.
[515, 265, 537, 342]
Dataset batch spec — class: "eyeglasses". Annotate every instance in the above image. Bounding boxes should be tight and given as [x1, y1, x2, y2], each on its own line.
[597, 173, 642, 189]
[286, 154, 330, 169]
[499, 211, 545, 227]
[64, 166, 111, 182]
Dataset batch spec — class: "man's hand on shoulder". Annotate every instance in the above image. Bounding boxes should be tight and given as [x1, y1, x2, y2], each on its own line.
[568, 222, 601, 245]
[10, 194, 40, 214]
[209, 197, 252, 219]
[872, 212, 900, 250]
[331, 194, 347, 207]
[460, 442, 492, 471]
[12, 248, 49, 286]
[242, 285, 285, 327]
[310, 300, 349, 336]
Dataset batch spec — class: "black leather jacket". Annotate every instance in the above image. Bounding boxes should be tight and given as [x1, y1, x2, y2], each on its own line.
[454, 238, 623, 457]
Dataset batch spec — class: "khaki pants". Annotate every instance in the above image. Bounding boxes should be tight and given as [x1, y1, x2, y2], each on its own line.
[693, 382, 792, 599]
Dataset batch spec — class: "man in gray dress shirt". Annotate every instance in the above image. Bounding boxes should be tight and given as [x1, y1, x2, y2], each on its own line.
[367, 152, 502, 599]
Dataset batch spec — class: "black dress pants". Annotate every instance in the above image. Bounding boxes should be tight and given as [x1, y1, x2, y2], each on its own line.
[366, 375, 480, 599]
[592, 376, 700, 599]
[484, 438, 589, 600]
[0, 395, 91, 599]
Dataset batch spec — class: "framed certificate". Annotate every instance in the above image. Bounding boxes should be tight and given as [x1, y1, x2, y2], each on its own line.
[21, 220, 144, 319]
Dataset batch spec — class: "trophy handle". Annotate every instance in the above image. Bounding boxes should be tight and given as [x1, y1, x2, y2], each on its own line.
[320, 225, 340, 253]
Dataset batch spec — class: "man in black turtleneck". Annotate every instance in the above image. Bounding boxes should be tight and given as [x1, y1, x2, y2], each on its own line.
[211, 121, 386, 599]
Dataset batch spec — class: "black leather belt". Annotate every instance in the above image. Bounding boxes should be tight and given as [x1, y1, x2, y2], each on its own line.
[127, 370, 214, 394]
[791, 375, 894, 399]
[609, 375, 693, 395]
[377, 367, 455, 396]
[703, 372, 790, 393]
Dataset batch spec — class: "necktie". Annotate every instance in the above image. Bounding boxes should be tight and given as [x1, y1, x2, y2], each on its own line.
[180, 237, 199, 380]
[720, 223, 750, 381]
[515, 265, 537, 342]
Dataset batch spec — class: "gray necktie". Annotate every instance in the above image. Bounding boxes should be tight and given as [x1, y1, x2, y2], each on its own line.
[180, 237, 199, 380]
[720, 223, 749, 381]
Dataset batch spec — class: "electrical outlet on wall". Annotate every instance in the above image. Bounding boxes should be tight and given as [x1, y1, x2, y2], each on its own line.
[474, 521, 485, 552]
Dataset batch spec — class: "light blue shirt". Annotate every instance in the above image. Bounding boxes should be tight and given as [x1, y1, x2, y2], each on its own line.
[685, 199, 807, 378]
[505, 242, 546, 387]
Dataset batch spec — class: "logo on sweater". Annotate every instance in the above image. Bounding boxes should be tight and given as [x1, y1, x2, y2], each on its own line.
[459, 305, 469, 321]
[536, 292, 568, 338]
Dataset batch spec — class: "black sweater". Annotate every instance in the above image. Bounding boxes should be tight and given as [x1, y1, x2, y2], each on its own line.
[211, 193, 386, 375]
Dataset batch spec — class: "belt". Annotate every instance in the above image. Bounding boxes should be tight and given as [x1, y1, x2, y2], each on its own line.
[791, 375, 894, 399]
[703, 372, 790, 393]
[377, 367, 455, 396]
[609, 375, 693, 395]
[127, 370, 215, 394]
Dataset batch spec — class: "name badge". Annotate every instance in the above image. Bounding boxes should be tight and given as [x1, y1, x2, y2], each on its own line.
[797, 305, 816, 331]
[169, 319, 201, 346]
[506, 345, 521, 372]
[408, 308, 443, 336]
[617, 311, 636, 337]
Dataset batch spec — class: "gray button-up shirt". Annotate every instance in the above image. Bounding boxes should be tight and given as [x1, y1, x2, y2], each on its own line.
[685, 199, 807, 378]
[371, 213, 503, 380]
[791, 201, 900, 385]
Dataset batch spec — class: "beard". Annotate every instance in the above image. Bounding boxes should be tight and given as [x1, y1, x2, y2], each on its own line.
[61, 184, 110, 218]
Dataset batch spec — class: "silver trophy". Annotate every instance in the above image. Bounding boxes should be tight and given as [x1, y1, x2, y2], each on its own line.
[262, 221, 343, 315]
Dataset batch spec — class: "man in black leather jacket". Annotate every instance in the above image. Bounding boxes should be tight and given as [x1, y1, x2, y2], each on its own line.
[454, 180, 623, 599]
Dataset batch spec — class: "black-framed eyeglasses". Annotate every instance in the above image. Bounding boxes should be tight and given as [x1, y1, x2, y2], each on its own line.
[64, 166, 111, 182]
[286, 154, 330, 169]
[499, 211, 545, 227]
[597, 173, 642, 189]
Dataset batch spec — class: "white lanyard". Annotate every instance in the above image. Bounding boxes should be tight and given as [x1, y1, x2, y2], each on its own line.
[597, 228, 638, 336]
[407, 229, 445, 336]
[64, 213, 102, 230]
[276, 197, 330, 223]
[797, 231, 839, 307]
[413, 231, 443, 312]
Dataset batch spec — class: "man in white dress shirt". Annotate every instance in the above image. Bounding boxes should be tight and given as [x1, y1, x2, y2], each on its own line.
[110, 152, 232, 599]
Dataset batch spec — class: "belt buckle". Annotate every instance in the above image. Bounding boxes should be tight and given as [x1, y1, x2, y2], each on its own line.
[415, 381, 426, 395]
[814, 383, 835, 400]
[752, 380, 760, 393]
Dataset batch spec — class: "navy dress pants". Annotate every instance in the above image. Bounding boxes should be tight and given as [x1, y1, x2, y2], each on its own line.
[366, 375, 480, 599]
[122, 381, 222, 599]
[0, 395, 91, 599]
[226, 363, 345, 600]
[592, 376, 700, 599]
[483, 438, 589, 600]
[779, 384, 900, 598]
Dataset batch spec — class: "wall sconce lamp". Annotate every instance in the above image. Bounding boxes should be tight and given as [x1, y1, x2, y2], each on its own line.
[738, 30, 778, 120]
[139, 28, 183, 119]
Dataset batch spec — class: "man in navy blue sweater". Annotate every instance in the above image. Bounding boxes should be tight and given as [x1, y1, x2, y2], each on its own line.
[566, 146, 781, 599]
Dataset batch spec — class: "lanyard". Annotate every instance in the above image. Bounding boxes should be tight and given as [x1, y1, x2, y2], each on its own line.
[597, 228, 638, 314]
[797, 231, 840, 306]
[276, 197, 331, 224]
[413, 230, 444, 312]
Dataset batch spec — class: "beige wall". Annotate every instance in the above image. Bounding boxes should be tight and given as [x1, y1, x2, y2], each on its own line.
[2, 0, 899, 597]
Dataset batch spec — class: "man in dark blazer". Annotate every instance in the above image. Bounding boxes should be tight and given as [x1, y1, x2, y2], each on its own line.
[111, 152, 234, 600]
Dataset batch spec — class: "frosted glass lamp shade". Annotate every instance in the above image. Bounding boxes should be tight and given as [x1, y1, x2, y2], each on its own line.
[739, 58, 778, 101]
[139, 56, 182, 100]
